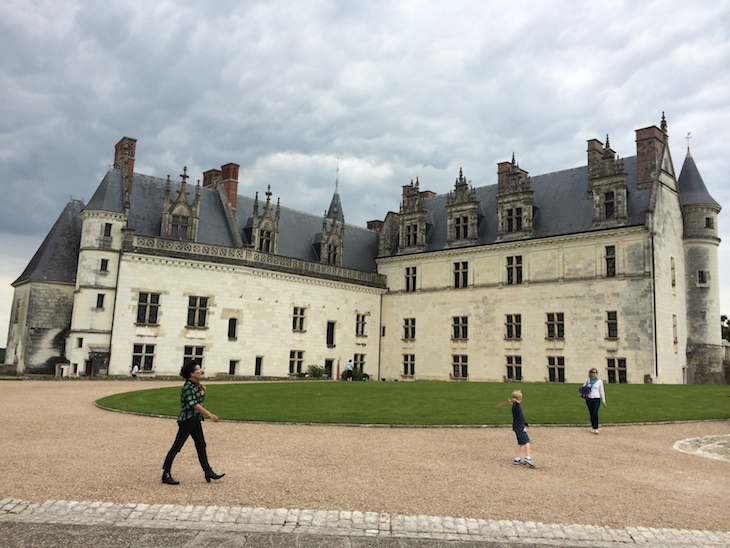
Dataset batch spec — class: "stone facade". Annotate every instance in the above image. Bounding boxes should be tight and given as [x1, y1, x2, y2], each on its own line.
[5, 119, 725, 383]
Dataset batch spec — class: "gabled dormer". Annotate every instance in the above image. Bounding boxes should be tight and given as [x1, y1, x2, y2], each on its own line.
[319, 204, 345, 266]
[398, 178, 430, 253]
[161, 167, 200, 241]
[252, 185, 280, 253]
[496, 154, 534, 241]
[446, 168, 480, 247]
[587, 136, 628, 229]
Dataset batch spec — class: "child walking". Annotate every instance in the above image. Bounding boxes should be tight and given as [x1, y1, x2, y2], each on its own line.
[510, 390, 536, 468]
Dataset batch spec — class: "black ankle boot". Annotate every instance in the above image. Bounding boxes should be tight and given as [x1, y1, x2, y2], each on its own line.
[162, 471, 180, 485]
[205, 469, 225, 483]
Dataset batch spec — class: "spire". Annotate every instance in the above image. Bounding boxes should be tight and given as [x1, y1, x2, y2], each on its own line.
[326, 159, 344, 224]
[677, 148, 719, 207]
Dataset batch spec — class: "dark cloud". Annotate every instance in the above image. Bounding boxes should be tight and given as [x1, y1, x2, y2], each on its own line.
[1, 0, 729, 344]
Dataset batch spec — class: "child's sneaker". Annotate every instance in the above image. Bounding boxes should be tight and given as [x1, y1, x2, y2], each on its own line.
[523, 456, 536, 468]
[513, 458, 525, 465]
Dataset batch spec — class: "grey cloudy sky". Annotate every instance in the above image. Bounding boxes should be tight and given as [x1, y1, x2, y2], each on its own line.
[1, 0, 729, 347]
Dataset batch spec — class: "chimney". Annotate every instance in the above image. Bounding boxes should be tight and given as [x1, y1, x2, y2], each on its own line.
[367, 219, 384, 232]
[587, 138, 603, 176]
[220, 162, 240, 210]
[635, 125, 666, 187]
[114, 137, 137, 193]
[202, 169, 221, 188]
[497, 161, 511, 188]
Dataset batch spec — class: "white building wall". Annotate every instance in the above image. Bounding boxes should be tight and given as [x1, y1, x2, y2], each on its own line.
[108, 253, 384, 377]
[378, 229, 662, 383]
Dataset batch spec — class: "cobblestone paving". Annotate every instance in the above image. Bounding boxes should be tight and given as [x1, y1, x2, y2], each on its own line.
[2, 497, 730, 547]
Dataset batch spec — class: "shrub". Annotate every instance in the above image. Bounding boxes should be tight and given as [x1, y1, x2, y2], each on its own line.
[307, 365, 326, 378]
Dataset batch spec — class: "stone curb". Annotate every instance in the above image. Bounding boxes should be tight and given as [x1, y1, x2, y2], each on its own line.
[2, 498, 729, 547]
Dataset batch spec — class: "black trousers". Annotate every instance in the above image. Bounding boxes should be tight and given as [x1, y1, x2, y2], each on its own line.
[162, 417, 210, 472]
[586, 397, 601, 429]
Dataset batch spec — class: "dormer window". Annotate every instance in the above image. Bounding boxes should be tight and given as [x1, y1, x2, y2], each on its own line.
[259, 229, 272, 252]
[506, 208, 522, 232]
[405, 223, 418, 246]
[604, 192, 615, 219]
[454, 216, 468, 239]
[171, 215, 190, 241]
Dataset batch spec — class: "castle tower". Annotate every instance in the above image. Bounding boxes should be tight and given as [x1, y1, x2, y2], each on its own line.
[677, 146, 723, 383]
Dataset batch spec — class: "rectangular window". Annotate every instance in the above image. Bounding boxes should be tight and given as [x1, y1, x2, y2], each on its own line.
[292, 307, 306, 331]
[607, 358, 627, 383]
[228, 318, 238, 339]
[705, 217, 714, 229]
[454, 215, 469, 239]
[289, 350, 304, 374]
[77, 337, 83, 348]
[547, 356, 565, 382]
[671, 257, 676, 287]
[506, 355, 522, 381]
[354, 353, 366, 375]
[96, 294, 105, 309]
[697, 270, 709, 285]
[452, 355, 468, 378]
[606, 311, 618, 338]
[506, 207, 522, 232]
[171, 215, 190, 241]
[100, 258, 109, 272]
[453, 261, 468, 289]
[258, 229, 272, 252]
[605, 245, 616, 277]
[546, 312, 564, 339]
[405, 266, 417, 292]
[505, 314, 522, 339]
[672, 314, 678, 344]
[604, 191, 615, 219]
[403, 354, 415, 377]
[452, 316, 468, 340]
[406, 223, 418, 246]
[183, 345, 204, 367]
[13, 299, 21, 323]
[133, 343, 156, 371]
[326, 321, 335, 347]
[229, 360, 238, 375]
[403, 318, 416, 340]
[187, 296, 208, 327]
[136, 292, 160, 325]
[356, 314, 366, 337]
[103, 223, 112, 237]
[506, 255, 523, 285]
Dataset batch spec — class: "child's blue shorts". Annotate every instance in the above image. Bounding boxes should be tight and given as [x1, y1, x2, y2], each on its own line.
[514, 427, 530, 445]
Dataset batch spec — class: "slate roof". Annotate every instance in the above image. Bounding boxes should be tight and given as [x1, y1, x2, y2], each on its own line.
[18, 147, 716, 285]
[86, 169, 380, 272]
[397, 156, 651, 254]
[13, 199, 84, 285]
[677, 149, 720, 208]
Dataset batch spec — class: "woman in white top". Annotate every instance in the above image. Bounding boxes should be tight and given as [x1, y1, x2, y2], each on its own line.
[581, 368, 607, 434]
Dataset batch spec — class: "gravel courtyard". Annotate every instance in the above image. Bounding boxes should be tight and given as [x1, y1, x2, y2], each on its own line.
[1, 380, 728, 533]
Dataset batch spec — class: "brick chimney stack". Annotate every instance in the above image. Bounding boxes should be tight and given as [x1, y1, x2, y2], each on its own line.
[220, 163, 240, 210]
[367, 219, 384, 232]
[114, 137, 137, 194]
[202, 169, 221, 188]
[587, 138, 603, 176]
[635, 125, 666, 187]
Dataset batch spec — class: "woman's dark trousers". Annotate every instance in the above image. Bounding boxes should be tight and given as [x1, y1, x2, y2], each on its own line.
[586, 397, 601, 429]
[162, 417, 210, 472]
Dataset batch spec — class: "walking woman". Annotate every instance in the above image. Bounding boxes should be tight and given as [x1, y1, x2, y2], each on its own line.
[581, 368, 607, 434]
[162, 359, 225, 484]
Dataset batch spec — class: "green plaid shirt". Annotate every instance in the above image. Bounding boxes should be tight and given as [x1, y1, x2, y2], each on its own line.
[177, 379, 205, 423]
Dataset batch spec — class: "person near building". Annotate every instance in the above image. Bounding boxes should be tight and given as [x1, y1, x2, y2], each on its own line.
[581, 368, 607, 434]
[161, 359, 225, 484]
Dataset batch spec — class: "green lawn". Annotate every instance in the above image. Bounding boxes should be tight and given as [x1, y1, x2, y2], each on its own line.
[95, 381, 730, 425]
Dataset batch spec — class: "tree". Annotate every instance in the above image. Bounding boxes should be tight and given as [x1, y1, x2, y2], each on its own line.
[722, 315, 729, 341]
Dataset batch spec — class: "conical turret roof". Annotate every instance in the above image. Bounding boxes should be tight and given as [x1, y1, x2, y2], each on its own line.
[677, 149, 719, 207]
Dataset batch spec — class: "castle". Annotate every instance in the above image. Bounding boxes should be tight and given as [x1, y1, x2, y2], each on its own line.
[4, 116, 724, 384]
